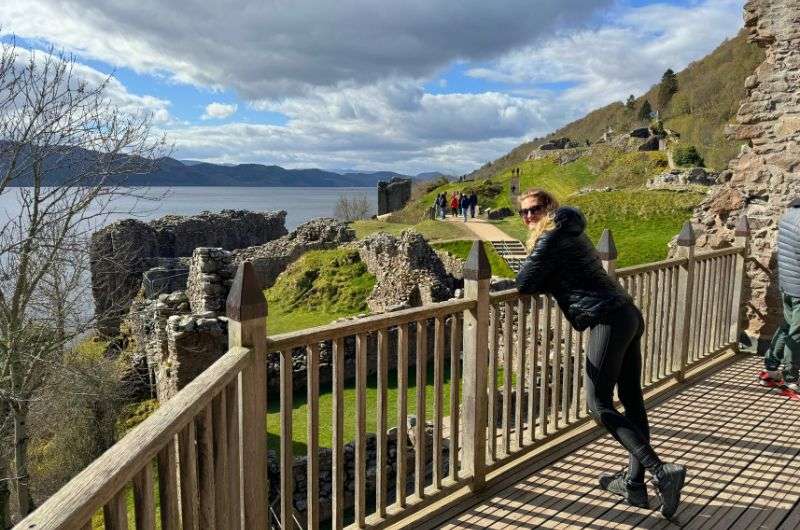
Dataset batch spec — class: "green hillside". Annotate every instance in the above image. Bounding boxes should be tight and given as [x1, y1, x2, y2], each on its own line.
[466, 30, 763, 181]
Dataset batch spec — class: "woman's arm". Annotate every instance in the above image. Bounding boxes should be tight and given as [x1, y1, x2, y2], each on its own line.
[516, 230, 558, 294]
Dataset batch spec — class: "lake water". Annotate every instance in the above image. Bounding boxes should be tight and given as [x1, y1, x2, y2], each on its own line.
[0, 186, 378, 230]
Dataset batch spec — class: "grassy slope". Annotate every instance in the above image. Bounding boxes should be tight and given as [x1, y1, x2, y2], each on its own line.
[351, 218, 474, 241]
[465, 31, 763, 180]
[431, 240, 516, 278]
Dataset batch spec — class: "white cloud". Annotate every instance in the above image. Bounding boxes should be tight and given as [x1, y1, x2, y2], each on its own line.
[202, 102, 237, 120]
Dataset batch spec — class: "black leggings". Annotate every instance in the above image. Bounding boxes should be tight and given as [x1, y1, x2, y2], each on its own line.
[586, 301, 662, 483]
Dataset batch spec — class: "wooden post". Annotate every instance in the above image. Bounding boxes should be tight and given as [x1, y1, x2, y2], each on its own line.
[597, 228, 618, 282]
[730, 215, 751, 351]
[673, 222, 696, 381]
[462, 241, 490, 491]
[226, 262, 268, 530]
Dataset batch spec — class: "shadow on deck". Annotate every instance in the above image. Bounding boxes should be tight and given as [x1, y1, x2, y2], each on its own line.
[440, 356, 800, 530]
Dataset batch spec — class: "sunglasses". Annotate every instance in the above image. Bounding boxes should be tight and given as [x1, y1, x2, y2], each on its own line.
[518, 205, 546, 217]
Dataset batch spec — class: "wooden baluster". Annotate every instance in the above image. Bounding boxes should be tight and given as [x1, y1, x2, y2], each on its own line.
[654, 269, 665, 380]
[702, 259, 714, 358]
[674, 222, 696, 380]
[487, 305, 498, 463]
[710, 258, 721, 353]
[580, 330, 589, 417]
[133, 465, 155, 530]
[332, 337, 345, 528]
[502, 300, 513, 456]
[307, 343, 320, 530]
[415, 321, 427, 500]
[527, 296, 539, 443]
[515, 297, 527, 449]
[433, 316, 446, 490]
[157, 438, 180, 530]
[279, 349, 293, 530]
[396, 324, 409, 507]
[462, 241, 490, 491]
[666, 267, 678, 376]
[539, 296, 551, 437]
[730, 216, 750, 347]
[550, 305, 562, 431]
[449, 315, 462, 482]
[649, 270, 659, 383]
[103, 489, 128, 530]
[225, 381, 241, 530]
[197, 405, 215, 529]
[178, 421, 198, 530]
[561, 323, 572, 427]
[640, 272, 650, 385]
[211, 391, 229, 527]
[377, 329, 389, 516]
[226, 262, 268, 530]
[571, 325, 581, 422]
[356, 333, 368, 526]
[722, 255, 734, 346]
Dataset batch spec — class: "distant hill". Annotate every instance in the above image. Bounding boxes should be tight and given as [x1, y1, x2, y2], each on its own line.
[466, 30, 764, 180]
[2, 145, 413, 187]
[416, 171, 451, 180]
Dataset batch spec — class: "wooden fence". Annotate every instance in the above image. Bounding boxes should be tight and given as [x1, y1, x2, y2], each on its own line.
[16, 217, 751, 530]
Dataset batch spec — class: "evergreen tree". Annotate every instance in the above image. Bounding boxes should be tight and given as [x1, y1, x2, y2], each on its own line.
[637, 99, 653, 121]
[657, 68, 679, 110]
[625, 94, 636, 110]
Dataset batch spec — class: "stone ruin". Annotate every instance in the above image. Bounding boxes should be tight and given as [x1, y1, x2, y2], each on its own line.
[91, 209, 288, 337]
[377, 176, 413, 215]
[646, 166, 723, 190]
[670, 0, 800, 349]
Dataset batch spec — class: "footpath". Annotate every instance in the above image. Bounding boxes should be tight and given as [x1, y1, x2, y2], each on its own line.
[443, 215, 528, 272]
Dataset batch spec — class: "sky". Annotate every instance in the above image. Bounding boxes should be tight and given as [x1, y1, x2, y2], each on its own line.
[2, 0, 745, 175]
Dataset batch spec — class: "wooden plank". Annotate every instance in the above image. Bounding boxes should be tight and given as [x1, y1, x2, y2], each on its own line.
[433, 316, 446, 490]
[178, 421, 198, 530]
[639, 273, 650, 385]
[196, 405, 215, 529]
[157, 439, 180, 530]
[307, 342, 320, 530]
[356, 333, 368, 526]
[332, 337, 345, 529]
[377, 329, 390, 517]
[561, 323, 572, 427]
[449, 315, 461, 482]
[657, 267, 668, 380]
[415, 321, 428, 500]
[502, 300, 513, 456]
[571, 321, 580, 423]
[539, 297, 551, 437]
[396, 324, 409, 508]
[515, 297, 527, 450]
[279, 349, 293, 530]
[527, 296, 539, 443]
[550, 304, 562, 432]
[132, 465, 155, 530]
[667, 266, 679, 377]
[103, 489, 128, 530]
[488, 305, 498, 462]
[648, 269, 658, 384]
[225, 380, 241, 530]
[211, 391, 229, 527]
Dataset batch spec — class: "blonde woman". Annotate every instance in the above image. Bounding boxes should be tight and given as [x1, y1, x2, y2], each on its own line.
[515, 188, 686, 519]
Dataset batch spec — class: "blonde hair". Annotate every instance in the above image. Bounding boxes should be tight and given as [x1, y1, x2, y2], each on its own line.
[519, 188, 559, 251]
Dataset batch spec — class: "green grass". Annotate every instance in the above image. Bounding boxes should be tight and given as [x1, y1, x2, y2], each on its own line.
[351, 218, 473, 241]
[431, 240, 516, 278]
[266, 248, 376, 334]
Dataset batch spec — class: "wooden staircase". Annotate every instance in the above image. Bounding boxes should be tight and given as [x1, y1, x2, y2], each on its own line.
[489, 239, 528, 272]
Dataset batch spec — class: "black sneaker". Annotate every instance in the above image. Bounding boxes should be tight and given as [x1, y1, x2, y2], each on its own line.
[653, 463, 686, 519]
[599, 468, 649, 508]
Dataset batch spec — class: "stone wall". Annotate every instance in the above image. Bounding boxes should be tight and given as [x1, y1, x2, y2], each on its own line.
[671, 0, 800, 347]
[91, 210, 287, 336]
[377, 177, 413, 215]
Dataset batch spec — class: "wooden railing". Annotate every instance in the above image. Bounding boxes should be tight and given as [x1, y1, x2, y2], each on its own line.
[16, 217, 751, 530]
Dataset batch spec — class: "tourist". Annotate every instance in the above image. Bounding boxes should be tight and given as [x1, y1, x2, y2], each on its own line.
[439, 192, 448, 220]
[450, 193, 459, 217]
[469, 191, 478, 218]
[760, 199, 800, 392]
[515, 188, 686, 518]
[460, 193, 469, 222]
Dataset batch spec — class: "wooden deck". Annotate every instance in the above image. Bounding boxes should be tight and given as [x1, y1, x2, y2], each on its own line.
[441, 356, 800, 529]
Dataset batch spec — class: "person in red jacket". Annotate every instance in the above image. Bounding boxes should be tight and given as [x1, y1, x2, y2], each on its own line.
[450, 193, 459, 217]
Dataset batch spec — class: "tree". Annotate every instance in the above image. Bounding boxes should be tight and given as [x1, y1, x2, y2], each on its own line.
[334, 193, 373, 222]
[637, 99, 653, 121]
[625, 94, 636, 110]
[657, 68, 679, 110]
[0, 41, 166, 520]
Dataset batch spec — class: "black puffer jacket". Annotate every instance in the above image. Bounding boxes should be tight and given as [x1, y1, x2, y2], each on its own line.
[516, 206, 632, 331]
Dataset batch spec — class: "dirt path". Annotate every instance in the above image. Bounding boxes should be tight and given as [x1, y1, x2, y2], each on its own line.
[444, 216, 517, 241]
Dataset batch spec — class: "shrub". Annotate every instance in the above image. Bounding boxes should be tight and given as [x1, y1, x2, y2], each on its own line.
[672, 144, 705, 167]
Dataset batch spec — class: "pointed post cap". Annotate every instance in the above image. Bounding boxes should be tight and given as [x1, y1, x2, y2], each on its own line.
[597, 229, 617, 260]
[676, 221, 696, 247]
[226, 261, 267, 321]
[734, 214, 750, 237]
[464, 240, 491, 280]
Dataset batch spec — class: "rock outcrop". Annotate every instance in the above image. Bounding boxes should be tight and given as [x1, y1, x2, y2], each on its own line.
[671, 0, 800, 347]
[377, 177, 413, 215]
[647, 167, 721, 190]
[357, 231, 453, 313]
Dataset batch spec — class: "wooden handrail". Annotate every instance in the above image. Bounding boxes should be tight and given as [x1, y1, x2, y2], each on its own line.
[16, 346, 252, 530]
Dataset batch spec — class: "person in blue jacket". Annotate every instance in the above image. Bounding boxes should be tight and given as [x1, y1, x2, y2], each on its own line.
[460, 193, 470, 222]
[515, 187, 686, 518]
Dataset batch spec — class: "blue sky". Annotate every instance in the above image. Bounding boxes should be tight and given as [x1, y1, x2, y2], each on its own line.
[2, 0, 744, 174]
